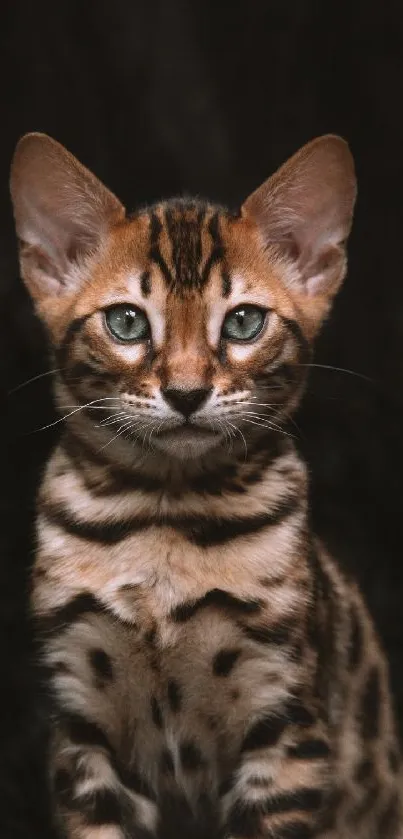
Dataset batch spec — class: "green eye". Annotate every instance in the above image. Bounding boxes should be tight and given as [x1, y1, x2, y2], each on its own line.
[222, 305, 267, 342]
[105, 305, 150, 343]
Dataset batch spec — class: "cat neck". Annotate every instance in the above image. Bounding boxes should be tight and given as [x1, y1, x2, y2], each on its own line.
[42, 415, 308, 531]
[64, 411, 298, 487]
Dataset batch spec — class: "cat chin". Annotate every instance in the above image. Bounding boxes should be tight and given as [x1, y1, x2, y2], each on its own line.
[151, 428, 222, 459]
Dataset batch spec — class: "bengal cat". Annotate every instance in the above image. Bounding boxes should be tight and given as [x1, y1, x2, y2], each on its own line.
[9, 133, 402, 839]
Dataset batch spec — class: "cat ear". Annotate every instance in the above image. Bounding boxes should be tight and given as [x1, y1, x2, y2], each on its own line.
[242, 135, 356, 298]
[10, 133, 125, 300]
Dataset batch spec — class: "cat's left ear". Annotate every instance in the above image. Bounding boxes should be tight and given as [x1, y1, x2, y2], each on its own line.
[242, 135, 356, 299]
[10, 133, 125, 301]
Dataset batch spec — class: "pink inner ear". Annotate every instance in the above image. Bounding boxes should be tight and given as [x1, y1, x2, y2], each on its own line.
[270, 230, 302, 262]
[10, 132, 125, 300]
[241, 135, 356, 296]
[23, 243, 53, 274]
[65, 228, 99, 264]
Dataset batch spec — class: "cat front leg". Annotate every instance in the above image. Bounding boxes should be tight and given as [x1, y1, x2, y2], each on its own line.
[50, 716, 158, 839]
[221, 698, 331, 839]
[34, 586, 160, 838]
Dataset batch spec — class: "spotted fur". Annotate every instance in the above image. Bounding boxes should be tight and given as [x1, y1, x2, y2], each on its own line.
[10, 133, 402, 838]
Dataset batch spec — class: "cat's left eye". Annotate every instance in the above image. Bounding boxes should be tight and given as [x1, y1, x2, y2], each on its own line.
[221, 305, 267, 343]
[104, 305, 150, 343]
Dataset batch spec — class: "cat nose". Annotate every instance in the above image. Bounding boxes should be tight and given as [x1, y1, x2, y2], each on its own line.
[162, 387, 211, 418]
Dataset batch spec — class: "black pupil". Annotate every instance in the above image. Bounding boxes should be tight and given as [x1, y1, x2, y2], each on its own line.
[237, 311, 245, 326]
[125, 311, 135, 329]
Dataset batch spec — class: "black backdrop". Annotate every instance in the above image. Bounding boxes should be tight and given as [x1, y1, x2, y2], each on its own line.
[0, 2, 403, 836]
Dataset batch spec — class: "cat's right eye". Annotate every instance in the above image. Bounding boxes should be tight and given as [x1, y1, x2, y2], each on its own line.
[221, 305, 267, 343]
[104, 305, 150, 343]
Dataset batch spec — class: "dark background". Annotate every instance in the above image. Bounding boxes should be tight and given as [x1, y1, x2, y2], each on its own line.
[0, 1, 402, 836]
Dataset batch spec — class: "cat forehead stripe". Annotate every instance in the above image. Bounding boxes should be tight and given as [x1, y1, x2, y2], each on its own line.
[144, 201, 230, 295]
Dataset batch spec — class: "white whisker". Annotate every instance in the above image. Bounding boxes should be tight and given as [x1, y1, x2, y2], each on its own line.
[98, 418, 139, 451]
[59, 405, 122, 411]
[239, 417, 294, 440]
[27, 397, 126, 434]
[231, 410, 288, 436]
[139, 421, 155, 452]
[98, 412, 132, 428]
[9, 368, 63, 395]
[225, 419, 248, 460]
[149, 419, 167, 449]
[215, 419, 232, 454]
[231, 401, 276, 409]
[296, 362, 373, 383]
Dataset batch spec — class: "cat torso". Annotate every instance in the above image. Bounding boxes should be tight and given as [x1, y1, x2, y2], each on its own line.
[10, 132, 402, 838]
[34, 435, 402, 839]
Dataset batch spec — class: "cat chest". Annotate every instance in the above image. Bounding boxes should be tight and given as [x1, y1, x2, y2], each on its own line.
[34, 515, 299, 622]
[47, 592, 299, 807]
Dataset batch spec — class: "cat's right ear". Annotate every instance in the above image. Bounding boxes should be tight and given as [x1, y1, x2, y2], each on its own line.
[241, 135, 356, 302]
[10, 133, 125, 301]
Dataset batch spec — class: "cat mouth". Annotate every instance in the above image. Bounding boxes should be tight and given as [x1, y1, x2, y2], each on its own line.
[158, 422, 217, 439]
[114, 418, 219, 451]
[152, 421, 221, 457]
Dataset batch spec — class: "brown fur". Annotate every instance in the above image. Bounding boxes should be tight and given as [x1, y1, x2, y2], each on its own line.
[9, 133, 402, 839]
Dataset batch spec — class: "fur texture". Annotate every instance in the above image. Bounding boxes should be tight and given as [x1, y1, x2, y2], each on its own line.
[9, 133, 402, 839]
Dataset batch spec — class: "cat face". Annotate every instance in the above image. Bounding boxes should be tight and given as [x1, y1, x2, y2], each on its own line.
[10, 134, 356, 460]
[46, 202, 315, 458]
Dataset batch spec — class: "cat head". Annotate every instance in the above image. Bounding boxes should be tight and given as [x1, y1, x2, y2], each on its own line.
[10, 133, 356, 462]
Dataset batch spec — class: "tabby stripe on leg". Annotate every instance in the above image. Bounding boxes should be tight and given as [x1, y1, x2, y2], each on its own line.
[56, 712, 157, 809]
[263, 788, 323, 813]
[55, 774, 154, 835]
[241, 699, 315, 753]
[241, 715, 287, 751]
[117, 767, 156, 802]
[287, 739, 330, 759]
[227, 790, 320, 837]
[80, 789, 122, 825]
[54, 767, 76, 809]
[61, 713, 113, 753]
